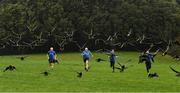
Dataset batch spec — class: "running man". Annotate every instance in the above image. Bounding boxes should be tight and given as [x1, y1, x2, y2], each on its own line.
[82, 47, 93, 71]
[109, 49, 117, 72]
[142, 50, 155, 73]
[47, 47, 56, 68]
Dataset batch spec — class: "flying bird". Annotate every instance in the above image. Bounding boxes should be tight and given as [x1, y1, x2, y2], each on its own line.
[115, 59, 132, 72]
[96, 58, 106, 62]
[162, 40, 171, 56]
[139, 35, 145, 44]
[162, 46, 169, 56]
[173, 55, 180, 61]
[115, 64, 127, 72]
[95, 49, 111, 53]
[127, 29, 132, 37]
[83, 29, 97, 39]
[3, 65, 16, 72]
[170, 66, 180, 76]
[120, 42, 126, 48]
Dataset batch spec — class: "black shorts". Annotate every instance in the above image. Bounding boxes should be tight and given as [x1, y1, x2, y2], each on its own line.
[83, 58, 89, 63]
[49, 59, 55, 63]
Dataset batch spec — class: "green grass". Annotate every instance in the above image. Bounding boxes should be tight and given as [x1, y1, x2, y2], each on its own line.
[0, 52, 180, 92]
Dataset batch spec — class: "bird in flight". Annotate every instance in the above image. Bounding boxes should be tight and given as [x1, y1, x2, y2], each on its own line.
[170, 66, 180, 77]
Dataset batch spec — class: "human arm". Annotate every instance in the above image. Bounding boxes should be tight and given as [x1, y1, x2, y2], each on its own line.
[89, 51, 94, 57]
[54, 52, 57, 60]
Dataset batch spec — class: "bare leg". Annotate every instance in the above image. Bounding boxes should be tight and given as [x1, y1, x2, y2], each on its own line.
[84, 62, 86, 70]
[49, 63, 54, 69]
[85, 60, 89, 71]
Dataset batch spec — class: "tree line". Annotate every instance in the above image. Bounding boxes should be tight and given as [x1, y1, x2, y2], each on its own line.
[0, 0, 180, 54]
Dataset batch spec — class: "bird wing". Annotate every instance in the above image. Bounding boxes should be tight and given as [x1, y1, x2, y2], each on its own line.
[96, 58, 106, 62]
[23, 56, 28, 58]
[12, 66, 16, 69]
[170, 66, 180, 73]
[123, 59, 132, 65]
[16, 56, 28, 58]
[152, 49, 160, 57]
[117, 62, 123, 67]
[115, 67, 121, 70]
[101, 59, 106, 61]
[127, 65, 133, 68]
[3, 67, 9, 72]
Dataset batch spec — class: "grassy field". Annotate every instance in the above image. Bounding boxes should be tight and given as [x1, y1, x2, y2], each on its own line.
[0, 52, 179, 92]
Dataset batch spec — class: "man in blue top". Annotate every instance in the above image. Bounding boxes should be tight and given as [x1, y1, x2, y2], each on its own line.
[109, 49, 117, 72]
[47, 47, 56, 68]
[82, 47, 93, 71]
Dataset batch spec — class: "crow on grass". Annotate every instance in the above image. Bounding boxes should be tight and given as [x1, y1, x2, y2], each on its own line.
[77, 72, 83, 78]
[16, 56, 28, 61]
[148, 73, 159, 78]
[3, 65, 16, 72]
[115, 59, 132, 72]
[41, 71, 49, 76]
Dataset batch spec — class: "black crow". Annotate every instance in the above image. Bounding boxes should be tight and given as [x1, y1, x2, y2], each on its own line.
[16, 56, 28, 61]
[77, 72, 83, 78]
[170, 66, 180, 76]
[3, 65, 16, 72]
[115, 66, 126, 72]
[54, 59, 59, 64]
[41, 71, 49, 76]
[173, 55, 180, 61]
[96, 58, 106, 62]
[148, 73, 159, 78]
[115, 60, 132, 72]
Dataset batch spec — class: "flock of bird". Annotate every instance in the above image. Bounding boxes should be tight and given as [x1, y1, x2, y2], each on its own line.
[1, 46, 179, 79]
[0, 29, 179, 79]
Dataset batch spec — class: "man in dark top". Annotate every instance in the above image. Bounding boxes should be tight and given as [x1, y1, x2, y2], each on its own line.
[141, 50, 155, 73]
[109, 49, 117, 72]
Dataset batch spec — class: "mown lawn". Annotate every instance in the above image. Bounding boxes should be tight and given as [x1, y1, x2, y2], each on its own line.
[0, 52, 179, 92]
